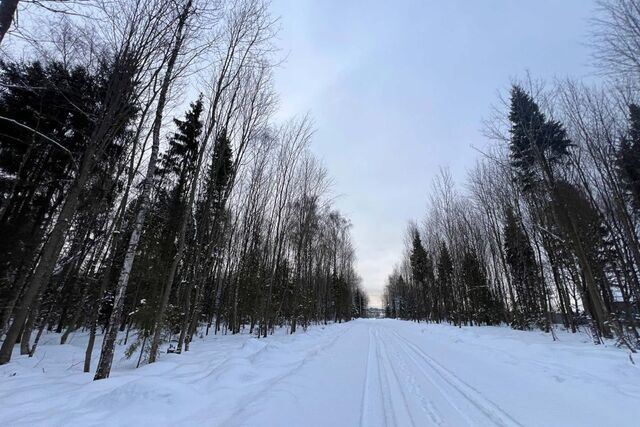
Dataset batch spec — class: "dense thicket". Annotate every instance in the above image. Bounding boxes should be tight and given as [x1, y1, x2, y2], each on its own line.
[384, 0, 640, 350]
[0, 0, 365, 376]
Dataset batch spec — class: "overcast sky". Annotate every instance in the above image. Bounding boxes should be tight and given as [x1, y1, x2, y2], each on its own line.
[270, 0, 598, 307]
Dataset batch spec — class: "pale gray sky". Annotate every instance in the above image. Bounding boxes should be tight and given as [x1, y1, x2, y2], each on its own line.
[270, 0, 597, 307]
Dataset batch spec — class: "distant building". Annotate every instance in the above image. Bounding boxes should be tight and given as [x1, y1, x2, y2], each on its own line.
[367, 307, 385, 319]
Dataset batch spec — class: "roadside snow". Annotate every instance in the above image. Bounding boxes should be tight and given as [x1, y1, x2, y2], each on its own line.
[1, 319, 638, 426]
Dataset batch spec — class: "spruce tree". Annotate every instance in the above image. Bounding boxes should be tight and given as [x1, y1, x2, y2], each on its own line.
[503, 206, 541, 329]
[158, 96, 204, 184]
[617, 103, 640, 214]
[508, 86, 611, 338]
[125, 99, 205, 362]
[436, 243, 453, 322]
[208, 128, 234, 211]
[461, 250, 501, 326]
[508, 85, 571, 191]
[409, 230, 430, 319]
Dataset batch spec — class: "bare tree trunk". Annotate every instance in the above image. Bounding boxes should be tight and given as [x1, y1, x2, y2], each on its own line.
[0, 245, 39, 337]
[83, 113, 148, 370]
[94, 2, 191, 377]
[28, 302, 54, 357]
[149, 116, 204, 360]
[93, 141, 158, 378]
[20, 307, 38, 355]
[83, 306, 99, 373]
[0, 0, 19, 44]
[0, 141, 98, 365]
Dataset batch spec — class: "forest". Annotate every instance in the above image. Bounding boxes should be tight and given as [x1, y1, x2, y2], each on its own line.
[0, 0, 367, 378]
[3, 2, 640, 426]
[383, 0, 640, 352]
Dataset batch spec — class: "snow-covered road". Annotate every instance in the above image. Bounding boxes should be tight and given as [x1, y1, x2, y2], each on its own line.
[358, 325, 521, 427]
[1, 319, 639, 426]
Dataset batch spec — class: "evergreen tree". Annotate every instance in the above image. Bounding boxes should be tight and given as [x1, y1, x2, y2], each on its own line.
[161, 97, 204, 234]
[0, 59, 126, 340]
[508, 85, 571, 191]
[436, 243, 454, 322]
[460, 250, 502, 326]
[617, 103, 640, 214]
[127, 99, 205, 357]
[409, 230, 430, 319]
[508, 86, 613, 338]
[208, 128, 234, 211]
[551, 182, 615, 315]
[503, 206, 541, 329]
[158, 96, 204, 183]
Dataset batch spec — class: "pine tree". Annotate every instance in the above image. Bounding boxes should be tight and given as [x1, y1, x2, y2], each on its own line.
[409, 230, 430, 320]
[147, 98, 204, 361]
[0, 61, 106, 289]
[551, 182, 614, 315]
[617, 103, 640, 214]
[460, 250, 502, 326]
[208, 128, 234, 212]
[436, 243, 453, 322]
[161, 97, 205, 237]
[0, 59, 129, 350]
[508, 86, 611, 338]
[508, 85, 571, 191]
[158, 96, 204, 184]
[503, 206, 541, 329]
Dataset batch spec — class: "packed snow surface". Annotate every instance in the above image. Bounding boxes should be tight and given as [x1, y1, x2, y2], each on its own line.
[1, 319, 639, 426]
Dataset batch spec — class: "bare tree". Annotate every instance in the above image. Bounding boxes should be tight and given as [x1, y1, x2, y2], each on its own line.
[93, 0, 197, 379]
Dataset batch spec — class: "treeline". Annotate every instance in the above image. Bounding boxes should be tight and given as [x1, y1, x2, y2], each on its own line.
[0, 0, 366, 378]
[384, 0, 640, 350]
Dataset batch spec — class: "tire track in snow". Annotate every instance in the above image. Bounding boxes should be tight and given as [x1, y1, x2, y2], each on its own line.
[374, 327, 396, 427]
[377, 330, 418, 427]
[389, 328, 524, 427]
[379, 327, 443, 425]
[358, 324, 375, 427]
[384, 327, 477, 426]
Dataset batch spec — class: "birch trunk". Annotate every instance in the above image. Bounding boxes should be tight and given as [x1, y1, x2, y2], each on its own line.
[93, 2, 191, 378]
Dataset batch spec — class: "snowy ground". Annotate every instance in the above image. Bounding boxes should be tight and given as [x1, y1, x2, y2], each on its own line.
[1, 319, 639, 427]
